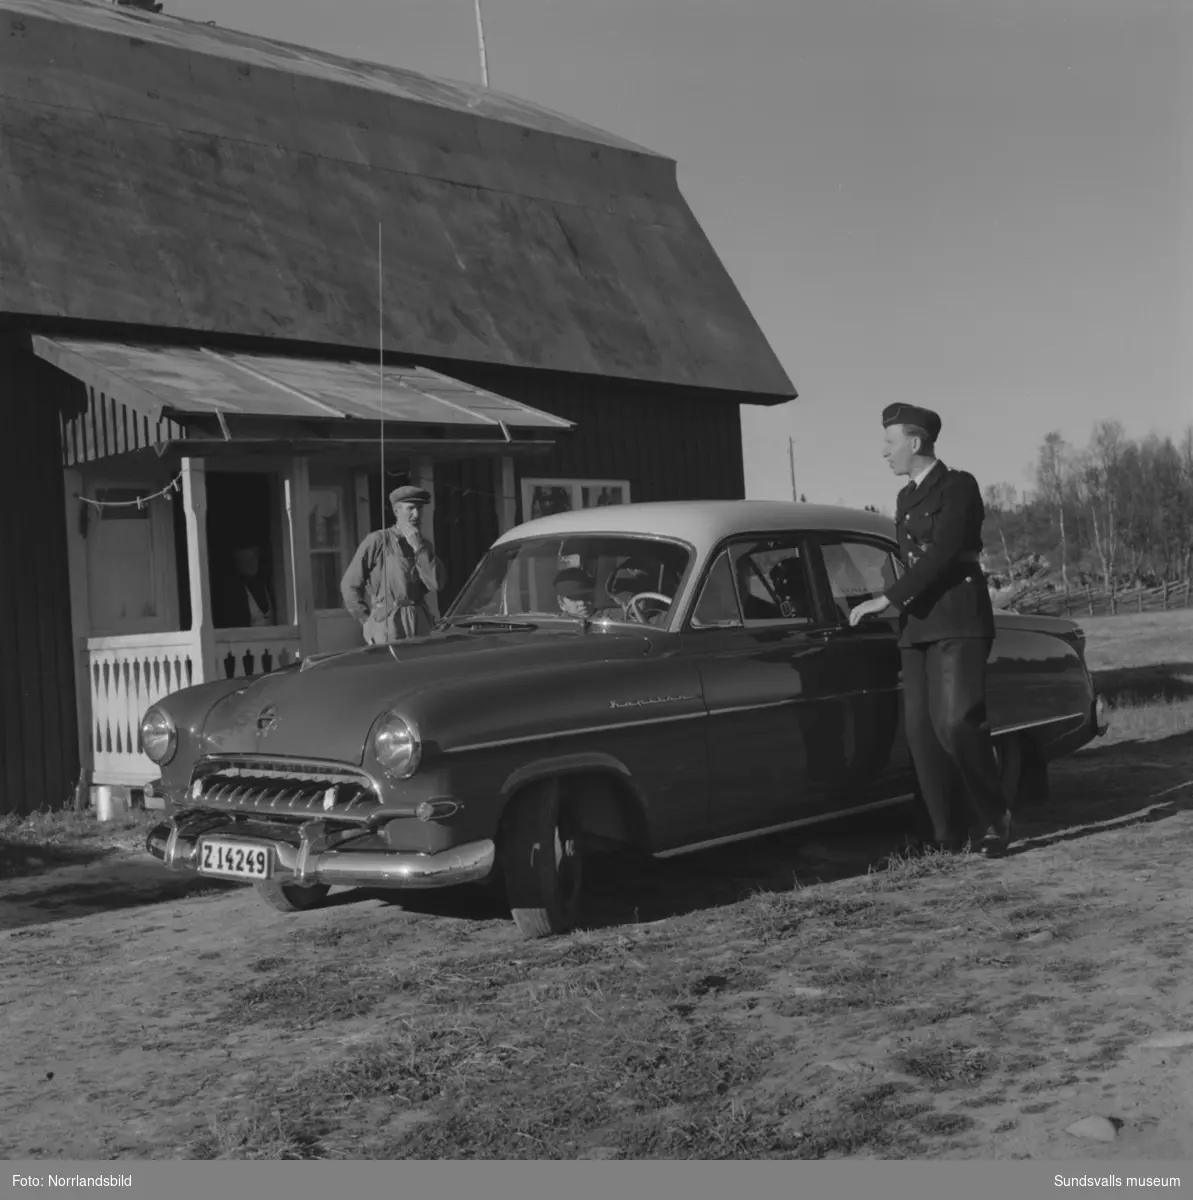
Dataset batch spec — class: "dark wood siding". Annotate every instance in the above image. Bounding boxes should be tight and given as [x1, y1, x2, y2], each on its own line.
[432, 457, 501, 605]
[0, 342, 80, 815]
[429, 368, 746, 606]
[453, 371, 746, 512]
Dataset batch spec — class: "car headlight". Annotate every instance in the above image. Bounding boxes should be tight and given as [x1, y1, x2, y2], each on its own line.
[373, 711, 422, 778]
[140, 706, 177, 766]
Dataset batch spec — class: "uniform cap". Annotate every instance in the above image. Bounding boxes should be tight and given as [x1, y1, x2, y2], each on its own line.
[554, 566, 596, 598]
[881, 403, 941, 442]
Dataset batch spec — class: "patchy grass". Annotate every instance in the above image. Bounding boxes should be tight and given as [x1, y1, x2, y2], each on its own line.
[1079, 609, 1193, 729]
[3, 625, 1193, 1160]
[1096, 695, 1193, 745]
[1079, 608, 1193, 673]
[164, 792, 1193, 1160]
[0, 806, 157, 878]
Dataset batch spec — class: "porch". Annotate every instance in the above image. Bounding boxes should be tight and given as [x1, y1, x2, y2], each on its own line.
[43, 335, 573, 792]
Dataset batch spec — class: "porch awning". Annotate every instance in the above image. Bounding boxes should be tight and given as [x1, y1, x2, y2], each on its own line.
[33, 335, 574, 463]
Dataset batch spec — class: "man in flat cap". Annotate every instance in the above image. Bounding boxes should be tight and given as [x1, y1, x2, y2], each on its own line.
[848, 403, 1012, 858]
[341, 484, 446, 645]
[554, 562, 672, 625]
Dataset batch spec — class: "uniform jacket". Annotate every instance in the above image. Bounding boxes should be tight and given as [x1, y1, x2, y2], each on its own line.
[883, 461, 995, 646]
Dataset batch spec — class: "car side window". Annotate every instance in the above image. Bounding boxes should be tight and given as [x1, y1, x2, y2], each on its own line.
[690, 549, 744, 629]
[728, 538, 816, 626]
[821, 539, 901, 621]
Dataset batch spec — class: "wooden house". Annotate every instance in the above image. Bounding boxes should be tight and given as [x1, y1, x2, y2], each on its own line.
[0, 0, 795, 812]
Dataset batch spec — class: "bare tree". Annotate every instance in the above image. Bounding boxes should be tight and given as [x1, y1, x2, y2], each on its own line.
[982, 482, 1019, 573]
[1079, 419, 1127, 605]
[1033, 431, 1074, 595]
[1179, 427, 1193, 580]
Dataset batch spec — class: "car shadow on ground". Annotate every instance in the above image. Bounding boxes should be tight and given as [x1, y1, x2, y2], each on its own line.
[0, 853, 241, 934]
[0, 839, 112, 877]
[370, 728, 1193, 933]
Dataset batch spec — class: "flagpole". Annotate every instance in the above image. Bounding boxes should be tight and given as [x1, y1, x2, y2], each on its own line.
[788, 435, 798, 501]
[474, 0, 490, 87]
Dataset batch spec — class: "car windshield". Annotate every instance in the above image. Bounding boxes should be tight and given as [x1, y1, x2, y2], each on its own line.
[447, 535, 693, 627]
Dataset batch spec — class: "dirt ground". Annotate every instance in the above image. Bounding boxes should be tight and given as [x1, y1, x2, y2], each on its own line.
[2, 616, 1192, 1160]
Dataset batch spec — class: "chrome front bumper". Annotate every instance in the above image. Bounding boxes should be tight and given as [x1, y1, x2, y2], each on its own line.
[145, 814, 495, 890]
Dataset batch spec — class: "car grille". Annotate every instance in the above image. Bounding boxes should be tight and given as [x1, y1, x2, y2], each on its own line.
[189, 757, 383, 822]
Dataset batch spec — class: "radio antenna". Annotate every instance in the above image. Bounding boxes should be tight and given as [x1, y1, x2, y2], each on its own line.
[475, 0, 490, 87]
[378, 221, 388, 637]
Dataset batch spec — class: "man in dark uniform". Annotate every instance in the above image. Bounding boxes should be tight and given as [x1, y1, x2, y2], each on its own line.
[848, 403, 1012, 857]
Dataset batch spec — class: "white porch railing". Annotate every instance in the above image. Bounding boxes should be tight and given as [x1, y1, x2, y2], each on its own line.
[85, 626, 303, 786]
[212, 627, 303, 680]
[86, 632, 202, 786]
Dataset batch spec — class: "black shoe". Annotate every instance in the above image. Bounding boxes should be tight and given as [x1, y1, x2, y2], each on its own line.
[980, 812, 1013, 858]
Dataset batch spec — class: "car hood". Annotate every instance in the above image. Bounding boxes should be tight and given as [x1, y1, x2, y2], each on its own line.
[201, 626, 656, 763]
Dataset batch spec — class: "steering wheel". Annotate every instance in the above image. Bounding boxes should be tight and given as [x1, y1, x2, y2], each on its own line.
[626, 591, 673, 624]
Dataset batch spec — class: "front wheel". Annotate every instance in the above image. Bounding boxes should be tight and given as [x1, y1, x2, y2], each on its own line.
[254, 879, 331, 913]
[500, 780, 583, 939]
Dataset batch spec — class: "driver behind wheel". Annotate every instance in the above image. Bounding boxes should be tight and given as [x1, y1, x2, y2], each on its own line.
[607, 560, 652, 609]
[553, 567, 614, 620]
[607, 559, 671, 626]
[553, 565, 668, 625]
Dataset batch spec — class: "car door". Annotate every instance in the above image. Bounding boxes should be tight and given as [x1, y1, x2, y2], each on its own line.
[800, 533, 917, 811]
[679, 533, 850, 838]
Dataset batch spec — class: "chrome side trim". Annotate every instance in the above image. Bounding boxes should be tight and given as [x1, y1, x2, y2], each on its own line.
[992, 712, 1088, 737]
[445, 686, 903, 754]
[707, 687, 895, 717]
[706, 699, 797, 716]
[652, 792, 919, 859]
[444, 708, 708, 755]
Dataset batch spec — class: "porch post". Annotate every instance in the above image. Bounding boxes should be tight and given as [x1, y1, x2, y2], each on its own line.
[63, 469, 94, 780]
[494, 455, 517, 534]
[181, 458, 216, 682]
[412, 455, 440, 620]
[285, 456, 319, 659]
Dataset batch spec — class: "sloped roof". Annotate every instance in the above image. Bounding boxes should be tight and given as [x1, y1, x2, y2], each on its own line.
[0, 0, 795, 401]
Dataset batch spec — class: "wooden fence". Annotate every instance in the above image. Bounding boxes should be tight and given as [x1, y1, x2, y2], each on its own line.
[1005, 579, 1193, 618]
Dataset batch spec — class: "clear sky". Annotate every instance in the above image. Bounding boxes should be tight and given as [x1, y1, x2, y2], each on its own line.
[172, 0, 1192, 511]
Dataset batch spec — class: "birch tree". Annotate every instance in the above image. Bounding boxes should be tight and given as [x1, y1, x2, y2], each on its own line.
[1033, 431, 1074, 594]
[1079, 420, 1127, 603]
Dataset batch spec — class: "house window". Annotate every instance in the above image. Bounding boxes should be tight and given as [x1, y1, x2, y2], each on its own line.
[309, 487, 345, 611]
[520, 478, 631, 522]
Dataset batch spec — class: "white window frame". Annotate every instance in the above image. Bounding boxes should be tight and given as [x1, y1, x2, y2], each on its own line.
[520, 477, 632, 523]
[308, 484, 349, 614]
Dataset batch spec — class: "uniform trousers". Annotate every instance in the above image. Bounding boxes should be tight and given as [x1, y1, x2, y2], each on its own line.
[900, 637, 1008, 842]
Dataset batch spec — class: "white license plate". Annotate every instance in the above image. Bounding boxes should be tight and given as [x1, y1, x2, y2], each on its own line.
[198, 838, 274, 880]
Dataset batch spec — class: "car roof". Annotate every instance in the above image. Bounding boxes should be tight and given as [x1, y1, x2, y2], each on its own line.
[493, 500, 897, 554]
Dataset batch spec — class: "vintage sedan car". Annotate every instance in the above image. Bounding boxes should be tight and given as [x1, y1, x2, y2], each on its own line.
[143, 501, 1108, 938]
